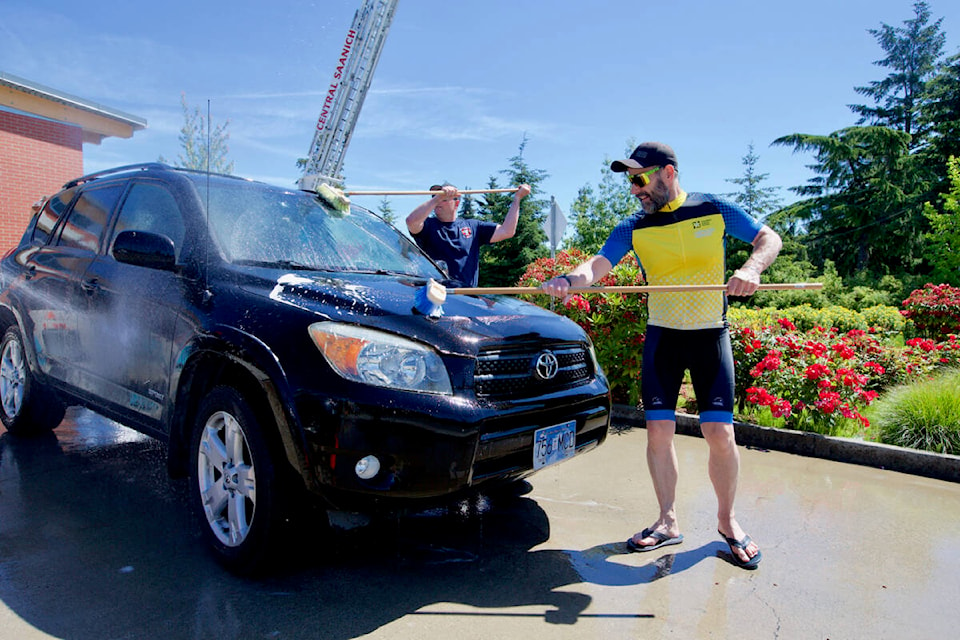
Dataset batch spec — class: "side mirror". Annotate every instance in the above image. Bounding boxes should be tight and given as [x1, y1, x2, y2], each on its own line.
[112, 230, 176, 271]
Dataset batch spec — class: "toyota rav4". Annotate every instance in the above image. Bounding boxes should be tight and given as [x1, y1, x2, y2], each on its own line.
[0, 163, 610, 572]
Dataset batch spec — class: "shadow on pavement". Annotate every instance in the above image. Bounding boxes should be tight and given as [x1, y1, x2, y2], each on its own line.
[1, 413, 669, 639]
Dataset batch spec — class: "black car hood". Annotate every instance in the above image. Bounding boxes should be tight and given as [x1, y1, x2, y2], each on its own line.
[249, 270, 587, 355]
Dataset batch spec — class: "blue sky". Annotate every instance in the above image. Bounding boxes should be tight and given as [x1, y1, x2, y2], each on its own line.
[3, 0, 960, 218]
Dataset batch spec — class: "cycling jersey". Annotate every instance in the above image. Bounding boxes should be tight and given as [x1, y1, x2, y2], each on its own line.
[598, 191, 762, 330]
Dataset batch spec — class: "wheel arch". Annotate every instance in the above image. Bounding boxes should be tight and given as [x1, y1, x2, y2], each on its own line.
[0, 307, 67, 434]
[0, 305, 43, 381]
[165, 333, 312, 493]
[0, 306, 17, 334]
[0, 304, 64, 393]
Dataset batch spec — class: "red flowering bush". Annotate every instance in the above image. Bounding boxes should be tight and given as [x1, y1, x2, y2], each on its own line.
[734, 321, 876, 434]
[732, 317, 960, 436]
[901, 283, 960, 338]
[517, 250, 648, 405]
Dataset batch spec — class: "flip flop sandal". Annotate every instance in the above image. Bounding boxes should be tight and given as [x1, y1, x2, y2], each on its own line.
[626, 530, 684, 553]
[719, 531, 762, 569]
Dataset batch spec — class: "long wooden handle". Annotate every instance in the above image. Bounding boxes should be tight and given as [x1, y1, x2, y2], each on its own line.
[345, 188, 519, 196]
[449, 283, 825, 295]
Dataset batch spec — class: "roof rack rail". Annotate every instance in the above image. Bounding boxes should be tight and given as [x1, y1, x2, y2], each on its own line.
[62, 162, 171, 189]
[171, 166, 253, 183]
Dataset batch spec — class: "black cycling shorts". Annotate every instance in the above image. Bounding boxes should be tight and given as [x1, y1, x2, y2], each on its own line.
[641, 324, 735, 424]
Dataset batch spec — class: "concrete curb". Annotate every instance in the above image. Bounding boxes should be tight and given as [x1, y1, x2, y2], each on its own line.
[611, 405, 960, 484]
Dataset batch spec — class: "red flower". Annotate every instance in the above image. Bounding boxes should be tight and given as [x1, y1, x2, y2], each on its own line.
[564, 294, 591, 313]
[804, 363, 831, 380]
[830, 343, 856, 360]
[804, 341, 828, 358]
[814, 390, 841, 414]
[863, 361, 885, 375]
[770, 399, 792, 418]
[777, 317, 797, 331]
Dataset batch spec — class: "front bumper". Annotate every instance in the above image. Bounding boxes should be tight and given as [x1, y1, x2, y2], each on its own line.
[299, 385, 611, 510]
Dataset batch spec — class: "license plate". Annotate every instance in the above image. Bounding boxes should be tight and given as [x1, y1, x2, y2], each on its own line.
[533, 421, 576, 470]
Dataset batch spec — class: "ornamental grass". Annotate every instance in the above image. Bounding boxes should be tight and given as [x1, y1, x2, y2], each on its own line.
[867, 368, 960, 455]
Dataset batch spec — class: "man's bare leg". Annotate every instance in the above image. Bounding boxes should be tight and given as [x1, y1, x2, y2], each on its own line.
[700, 421, 760, 565]
[629, 419, 681, 547]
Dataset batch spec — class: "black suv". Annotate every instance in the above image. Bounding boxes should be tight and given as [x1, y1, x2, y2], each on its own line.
[0, 163, 610, 572]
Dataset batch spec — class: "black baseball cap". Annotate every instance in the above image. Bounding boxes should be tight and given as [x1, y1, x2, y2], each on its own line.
[610, 142, 678, 172]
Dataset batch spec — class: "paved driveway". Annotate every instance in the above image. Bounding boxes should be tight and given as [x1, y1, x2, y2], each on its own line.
[1, 408, 958, 639]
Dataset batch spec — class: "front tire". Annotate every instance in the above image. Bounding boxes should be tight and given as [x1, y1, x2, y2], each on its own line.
[0, 326, 65, 436]
[189, 385, 285, 574]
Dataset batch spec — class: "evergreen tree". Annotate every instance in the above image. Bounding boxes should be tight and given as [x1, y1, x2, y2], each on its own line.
[848, 1, 946, 146]
[723, 143, 795, 286]
[922, 155, 960, 285]
[921, 51, 960, 177]
[773, 126, 927, 278]
[377, 196, 395, 225]
[477, 138, 549, 287]
[772, 3, 956, 283]
[174, 93, 234, 174]
[724, 143, 782, 221]
[458, 191, 479, 220]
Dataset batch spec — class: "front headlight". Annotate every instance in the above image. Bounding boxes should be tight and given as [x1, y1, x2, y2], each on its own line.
[308, 322, 452, 394]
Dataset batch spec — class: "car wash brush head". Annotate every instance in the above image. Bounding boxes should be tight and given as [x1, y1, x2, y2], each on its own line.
[413, 278, 447, 318]
[316, 183, 351, 215]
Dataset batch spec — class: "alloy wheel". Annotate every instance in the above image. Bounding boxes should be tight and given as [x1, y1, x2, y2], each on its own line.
[196, 410, 257, 547]
[0, 336, 25, 419]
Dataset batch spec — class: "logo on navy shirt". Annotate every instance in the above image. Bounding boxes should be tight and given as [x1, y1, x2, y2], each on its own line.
[460, 227, 473, 238]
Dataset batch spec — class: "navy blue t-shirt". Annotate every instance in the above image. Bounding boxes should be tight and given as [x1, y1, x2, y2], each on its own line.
[413, 217, 497, 287]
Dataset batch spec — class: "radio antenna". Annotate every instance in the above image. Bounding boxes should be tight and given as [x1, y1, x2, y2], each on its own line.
[202, 99, 212, 302]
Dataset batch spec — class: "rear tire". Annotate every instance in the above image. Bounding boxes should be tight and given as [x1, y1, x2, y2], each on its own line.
[0, 326, 65, 436]
[189, 385, 286, 574]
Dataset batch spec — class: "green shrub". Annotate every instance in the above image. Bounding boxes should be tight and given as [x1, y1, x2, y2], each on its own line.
[870, 368, 960, 454]
[727, 307, 778, 330]
[834, 285, 899, 310]
[860, 305, 907, 335]
[729, 304, 904, 335]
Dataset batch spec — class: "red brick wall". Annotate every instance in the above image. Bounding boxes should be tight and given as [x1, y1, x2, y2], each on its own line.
[0, 110, 83, 251]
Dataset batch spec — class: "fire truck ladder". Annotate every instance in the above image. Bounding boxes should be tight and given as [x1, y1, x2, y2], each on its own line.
[299, 0, 399, 192]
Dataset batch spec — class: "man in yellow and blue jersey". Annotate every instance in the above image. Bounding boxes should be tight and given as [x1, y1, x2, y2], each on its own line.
[542, 142, 782, 569]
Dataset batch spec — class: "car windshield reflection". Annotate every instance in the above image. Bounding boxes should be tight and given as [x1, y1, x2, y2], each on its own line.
[199, 179, 439, 277]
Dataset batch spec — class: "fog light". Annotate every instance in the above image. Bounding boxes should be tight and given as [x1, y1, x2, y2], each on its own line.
[355, 455, 380, 480]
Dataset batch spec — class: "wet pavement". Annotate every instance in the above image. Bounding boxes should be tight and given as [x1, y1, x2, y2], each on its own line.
[1, 408, 959, 639]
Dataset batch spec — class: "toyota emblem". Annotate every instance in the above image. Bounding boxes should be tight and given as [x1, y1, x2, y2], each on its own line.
[534, 351, 559, 380]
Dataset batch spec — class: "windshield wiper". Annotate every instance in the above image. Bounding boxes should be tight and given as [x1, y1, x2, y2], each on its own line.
[339, 268, 425, 277]
[233, 259, 333, 271]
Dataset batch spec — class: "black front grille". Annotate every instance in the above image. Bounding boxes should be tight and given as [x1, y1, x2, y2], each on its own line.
[474, 342, 593, 398]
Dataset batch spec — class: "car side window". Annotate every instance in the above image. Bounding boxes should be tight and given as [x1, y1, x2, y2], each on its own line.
[110, 183, 186, 261]
[32, 187, 77, 245]
[55, 184, 124, 253]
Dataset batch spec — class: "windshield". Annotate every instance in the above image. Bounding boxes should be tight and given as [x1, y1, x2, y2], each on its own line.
[197, 178, 441, 277]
